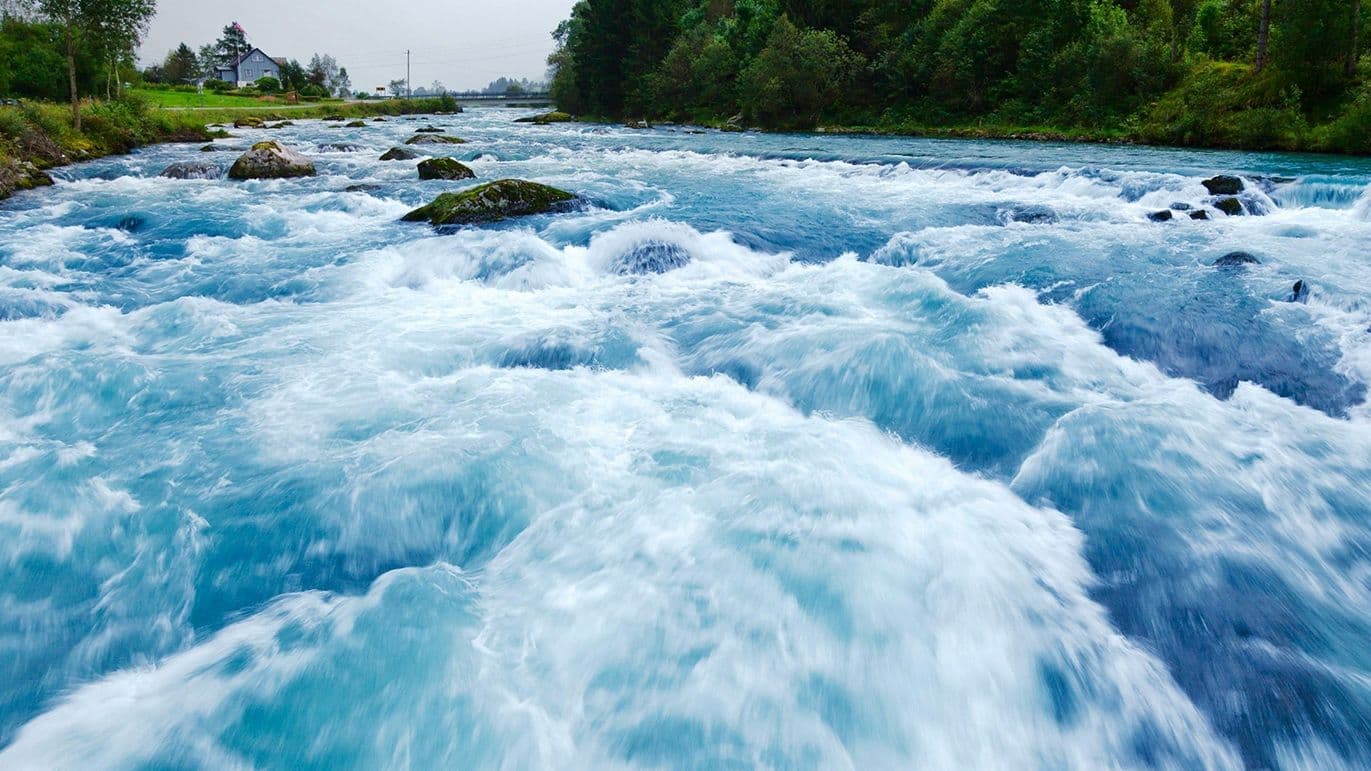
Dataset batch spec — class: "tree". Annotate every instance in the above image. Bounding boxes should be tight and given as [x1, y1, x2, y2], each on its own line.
[306, 53, 337, 88]
[740, 15, 863, 128]
[1255, 0, 1271, 72]
[333, 66, 351, 98]
[37, 0, 154, 129]
[1349, 0, 1362, 77]
[387, 77, 406, 97]
[196, 43, 215, 76]
[430, 79, 446, 94]
[163, 41, 197, 82]
[214, 21, 248, 69]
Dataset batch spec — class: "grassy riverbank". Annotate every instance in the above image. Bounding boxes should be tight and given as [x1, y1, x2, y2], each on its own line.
[0, 94, 462, 200]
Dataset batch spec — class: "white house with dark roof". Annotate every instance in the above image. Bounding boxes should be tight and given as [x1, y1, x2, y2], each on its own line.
[214, 48, 283, 87]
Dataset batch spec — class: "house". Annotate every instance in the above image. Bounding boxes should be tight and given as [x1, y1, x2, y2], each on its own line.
[214, 48, 283, 87]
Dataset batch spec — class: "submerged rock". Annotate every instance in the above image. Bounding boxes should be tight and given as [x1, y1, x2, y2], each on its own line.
[1214, 197, 1244, 216]
[1213, 251, 1260, 267]
[344, 183, 382, 193]
[200, 143, 230, 152]
[414, 126, 445, 133]
[402, 179, 577, 226]
[417, 157, 475, 180]
[404, 134, 466, 145]
[159, 161, 220, 180]
[227, 140, 316, 179]
[265, 121, 294, 129]
[1190, 210, 1210, 220]
[380, 146, 420, 161]
[1000, 204, 1059, 224]
[318, 142, 365, 152]
[1289, 279, 1309, 303]
[624, 119, 651, 129]
[372, 117, 386, 122]
[614, 241, 692, 274]
[1203, 175, 1245, 195]
[1148, 210, 1174, 222]
[514, 111, 572, 124]
[345, 120, 367, 128]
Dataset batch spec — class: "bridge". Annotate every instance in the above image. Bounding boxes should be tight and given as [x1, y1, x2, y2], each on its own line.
[444, 91, 553, 107]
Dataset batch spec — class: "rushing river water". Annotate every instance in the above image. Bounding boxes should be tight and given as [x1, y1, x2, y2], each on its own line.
[1, 108, 1369, 770]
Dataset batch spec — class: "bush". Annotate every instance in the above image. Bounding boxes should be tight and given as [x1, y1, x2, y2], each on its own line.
[255, 76, 281, 93]
[740, 16, 864, 129]
[1138, 60, 1307, 149]
[204, 79, 232, 92]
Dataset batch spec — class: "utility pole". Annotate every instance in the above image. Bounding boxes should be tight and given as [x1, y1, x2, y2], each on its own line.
[406, 49, 411, 99]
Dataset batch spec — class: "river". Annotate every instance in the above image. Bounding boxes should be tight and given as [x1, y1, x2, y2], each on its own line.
[1, 109, 1369, 769]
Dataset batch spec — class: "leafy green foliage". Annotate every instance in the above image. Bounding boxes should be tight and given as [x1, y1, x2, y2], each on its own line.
[546, 0, 1371, 151]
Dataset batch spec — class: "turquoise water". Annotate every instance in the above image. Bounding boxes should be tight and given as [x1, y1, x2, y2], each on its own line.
[1, 109, 1369, 769]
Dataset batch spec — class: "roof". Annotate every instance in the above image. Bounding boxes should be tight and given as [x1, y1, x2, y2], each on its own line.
[230, 47, 277, 67]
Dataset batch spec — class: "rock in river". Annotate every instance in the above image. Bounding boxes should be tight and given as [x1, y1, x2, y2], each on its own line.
[227, 141, 316, 179]
[514, 111, 573, 124]
[1202, 175, 1245, 195]
[380, 146, 421, 161]
[417, 157, 475, 180]
[159, 161, 220, 180]
[1214, 197, 1244, 216]
[402, 179, 577, 226]
[1213, 251, 1260, 267]
[404, 134, 466, 146]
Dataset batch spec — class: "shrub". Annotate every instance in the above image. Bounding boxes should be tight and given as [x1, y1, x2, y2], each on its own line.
[255, 76, 281, 93]
[204, 79, 232, 92]
[740, 15, 864, 129]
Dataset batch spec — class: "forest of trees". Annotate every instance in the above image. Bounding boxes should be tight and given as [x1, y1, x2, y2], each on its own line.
[547, 0, 1371, 152]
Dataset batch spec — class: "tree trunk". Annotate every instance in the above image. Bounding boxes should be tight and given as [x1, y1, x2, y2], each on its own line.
[1255, 0, 1272, 73]
[1349, 0, 1362, 77]
[64, 16, 80, 131]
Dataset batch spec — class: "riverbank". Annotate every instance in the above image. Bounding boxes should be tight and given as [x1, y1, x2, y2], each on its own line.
[0, 95, 462, 201]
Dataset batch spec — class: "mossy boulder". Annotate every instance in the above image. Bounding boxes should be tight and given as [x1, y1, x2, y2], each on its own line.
[417, 157, 475, 180]
[404, 134, 466, 145]
[514, 111, 572, 125]
[345, 120, 367, 128]
[233, 116, 265, 128]
[402, 179, 577, 226]
[380, 146, 420, 161]
[228, 140, 316, 179]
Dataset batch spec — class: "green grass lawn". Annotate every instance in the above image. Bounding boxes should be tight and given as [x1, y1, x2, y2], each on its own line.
[132, 89, 347, 109]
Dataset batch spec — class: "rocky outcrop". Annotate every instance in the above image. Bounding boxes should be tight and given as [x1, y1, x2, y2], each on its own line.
[159, 161, 221, 179]
[404, 134, 466, 145]
[227, 141, 316, 179]
[380, 146, 421, 161]
[1213, 251, 1260, 267]
[1202, 175, 1244, 195]
[402, 179, 577, 226]
[417, 157, 475, 180]
[0, 157, 54, 200]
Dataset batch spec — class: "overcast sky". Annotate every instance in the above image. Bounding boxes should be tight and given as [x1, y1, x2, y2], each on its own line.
[140, 0, 575, 92]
